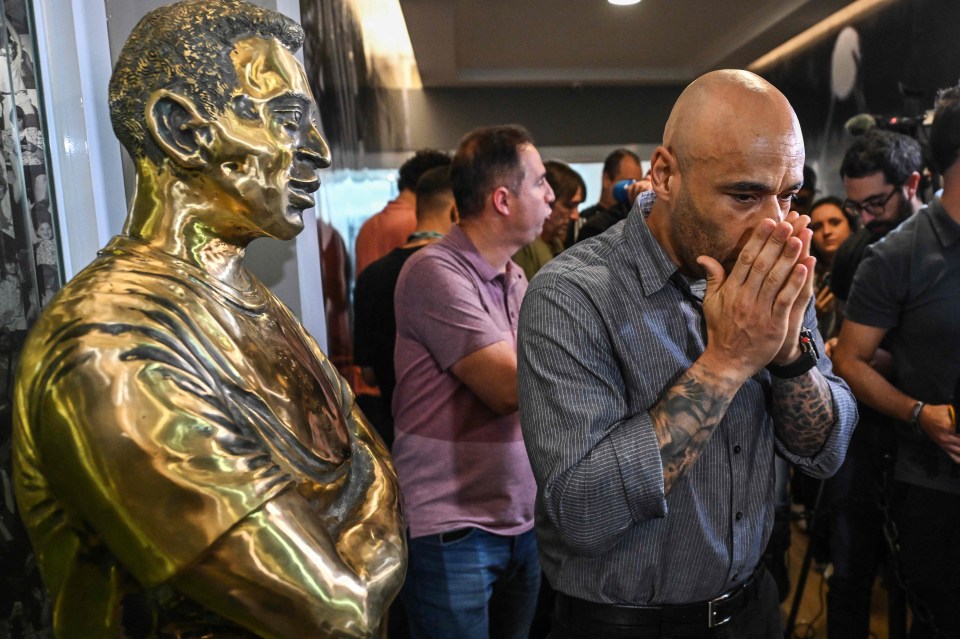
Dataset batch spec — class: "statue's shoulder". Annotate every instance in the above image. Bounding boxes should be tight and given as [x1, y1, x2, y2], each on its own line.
[51, 238, 233, 321]
[18, 240, 219, 385]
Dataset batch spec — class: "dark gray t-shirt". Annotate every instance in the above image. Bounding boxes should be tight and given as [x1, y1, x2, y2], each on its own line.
[846, 197, 960, 493]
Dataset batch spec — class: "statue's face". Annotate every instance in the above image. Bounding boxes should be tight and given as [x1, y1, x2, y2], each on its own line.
[204, 37, 330, 240]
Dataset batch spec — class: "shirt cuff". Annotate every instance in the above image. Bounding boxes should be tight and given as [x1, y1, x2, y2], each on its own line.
[609, 412, 668, 522]
[778, 380, 857, 477]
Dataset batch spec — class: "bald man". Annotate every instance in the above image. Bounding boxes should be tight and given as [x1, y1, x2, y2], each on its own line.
[517, 70, 856, 638]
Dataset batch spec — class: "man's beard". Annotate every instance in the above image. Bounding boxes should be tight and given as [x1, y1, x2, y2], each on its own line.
[669, 187, 731, 278]
[865, 190, 912, 234]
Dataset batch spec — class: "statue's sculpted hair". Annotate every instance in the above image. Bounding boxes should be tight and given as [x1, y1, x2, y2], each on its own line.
[109, 0, 304, 162]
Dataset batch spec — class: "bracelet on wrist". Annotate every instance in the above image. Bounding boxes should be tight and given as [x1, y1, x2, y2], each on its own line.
[910, 400, 925, 436]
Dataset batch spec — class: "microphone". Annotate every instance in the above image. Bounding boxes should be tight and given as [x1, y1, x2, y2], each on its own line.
[844, 112, 931, 136]
[613, 180, 636, 205]
[844, 113, 877, 136]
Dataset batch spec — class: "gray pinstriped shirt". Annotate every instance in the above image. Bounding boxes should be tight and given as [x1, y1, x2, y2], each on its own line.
[517, 192, 857, 605]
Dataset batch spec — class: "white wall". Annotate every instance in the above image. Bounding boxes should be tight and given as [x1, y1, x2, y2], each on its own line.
[31, 0, 125, 279]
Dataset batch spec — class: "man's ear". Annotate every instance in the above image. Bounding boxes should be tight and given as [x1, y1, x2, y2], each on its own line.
[903, 170, 921, 199]
[649, 146, 677, 202]
[491, 185, 511, 216]
[145, 89, 212, 169]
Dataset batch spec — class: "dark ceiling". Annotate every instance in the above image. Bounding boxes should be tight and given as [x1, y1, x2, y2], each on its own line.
[400, 0, 857, 87]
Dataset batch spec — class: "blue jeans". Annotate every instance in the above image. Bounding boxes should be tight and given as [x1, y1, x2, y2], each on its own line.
[401, 527, 540, 639]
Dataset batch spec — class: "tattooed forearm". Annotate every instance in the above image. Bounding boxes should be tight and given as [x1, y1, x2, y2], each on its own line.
[772, 369, 835, 456]
[650, 365, 737, 494]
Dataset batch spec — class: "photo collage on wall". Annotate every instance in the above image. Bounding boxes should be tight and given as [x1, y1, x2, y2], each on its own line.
[0, 0, 61, 636]
[0, 4, 60, 343]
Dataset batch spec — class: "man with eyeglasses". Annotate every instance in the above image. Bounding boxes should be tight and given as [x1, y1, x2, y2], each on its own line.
[819, 128, 923, 638]
[834, 85, 960, 639]
[830, 129, 923, 304]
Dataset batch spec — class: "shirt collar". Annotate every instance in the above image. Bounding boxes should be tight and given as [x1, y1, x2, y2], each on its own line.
[927, 196, 960, 247]
[443, 224, 523, 286]
[624, 191, 686, 297]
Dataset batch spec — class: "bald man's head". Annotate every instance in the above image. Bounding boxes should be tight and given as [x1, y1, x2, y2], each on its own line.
[663, 70, 803, 172]
[646, 69, 806, 277]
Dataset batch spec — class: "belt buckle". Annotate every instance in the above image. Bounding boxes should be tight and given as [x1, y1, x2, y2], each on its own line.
[707, 589, 734, 628]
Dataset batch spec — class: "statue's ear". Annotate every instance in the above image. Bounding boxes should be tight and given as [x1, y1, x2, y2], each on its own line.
[145, 89, 212, 169]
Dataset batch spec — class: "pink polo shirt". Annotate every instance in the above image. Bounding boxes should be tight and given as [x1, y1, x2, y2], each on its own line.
[392, 225, 537, 538]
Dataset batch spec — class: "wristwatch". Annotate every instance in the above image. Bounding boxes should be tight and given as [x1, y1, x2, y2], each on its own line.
[766, 328, 819, 379]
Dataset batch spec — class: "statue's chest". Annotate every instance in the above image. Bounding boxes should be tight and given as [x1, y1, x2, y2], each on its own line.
[230, 309, 351, 466]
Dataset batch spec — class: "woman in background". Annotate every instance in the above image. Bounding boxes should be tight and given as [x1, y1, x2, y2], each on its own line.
[809, 196, 857, 340]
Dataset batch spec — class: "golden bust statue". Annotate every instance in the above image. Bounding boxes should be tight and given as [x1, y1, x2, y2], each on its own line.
[11, 1, 405, 636]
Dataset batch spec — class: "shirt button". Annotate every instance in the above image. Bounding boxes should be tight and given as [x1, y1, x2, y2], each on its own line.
[733, 444, 742, 454]
[735, 511, 743, 521]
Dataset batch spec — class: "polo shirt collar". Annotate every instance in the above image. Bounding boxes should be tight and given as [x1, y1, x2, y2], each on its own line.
[928, 196, 960, 247]
[623, 191, 687, 297]
[443, 224, 522, 285]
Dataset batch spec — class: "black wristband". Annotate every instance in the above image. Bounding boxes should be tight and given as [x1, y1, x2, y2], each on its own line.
[766, 328, 819, 379]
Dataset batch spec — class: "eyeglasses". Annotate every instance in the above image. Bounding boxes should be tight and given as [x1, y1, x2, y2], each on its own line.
[842, 187, 899, 218]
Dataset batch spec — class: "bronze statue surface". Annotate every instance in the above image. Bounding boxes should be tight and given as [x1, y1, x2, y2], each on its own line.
[12, 1, 405, 637]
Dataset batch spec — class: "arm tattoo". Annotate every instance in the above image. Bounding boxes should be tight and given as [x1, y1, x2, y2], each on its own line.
[771, 370, 835, 457]
[650, 368, 736, 494]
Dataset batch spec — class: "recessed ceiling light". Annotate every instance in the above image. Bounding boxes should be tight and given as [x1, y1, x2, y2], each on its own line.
[608, 0, 642, 5]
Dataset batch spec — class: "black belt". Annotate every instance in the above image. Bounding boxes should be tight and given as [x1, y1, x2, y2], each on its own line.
[554, 572, 759, 632]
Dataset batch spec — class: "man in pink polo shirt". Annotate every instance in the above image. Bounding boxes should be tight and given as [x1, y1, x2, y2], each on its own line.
[392, 125, 554, 639]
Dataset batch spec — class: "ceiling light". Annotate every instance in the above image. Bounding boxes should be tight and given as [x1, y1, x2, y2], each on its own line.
[608, 0, 642, 5]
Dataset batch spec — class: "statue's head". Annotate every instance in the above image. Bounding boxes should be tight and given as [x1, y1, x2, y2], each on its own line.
[109, 0, 331, 240]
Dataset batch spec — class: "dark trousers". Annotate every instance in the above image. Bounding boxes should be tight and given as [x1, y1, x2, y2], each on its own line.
[825, 417, 894, 638]
[894, 482, 960, 639]
[546, 569, 782, 639]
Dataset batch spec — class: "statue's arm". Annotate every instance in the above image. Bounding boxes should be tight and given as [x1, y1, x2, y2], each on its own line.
[172, 378, 405, 638]
[26, 332, 402, 639]
[172, 486, 403, 639]
[331, 401, 407, 583]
